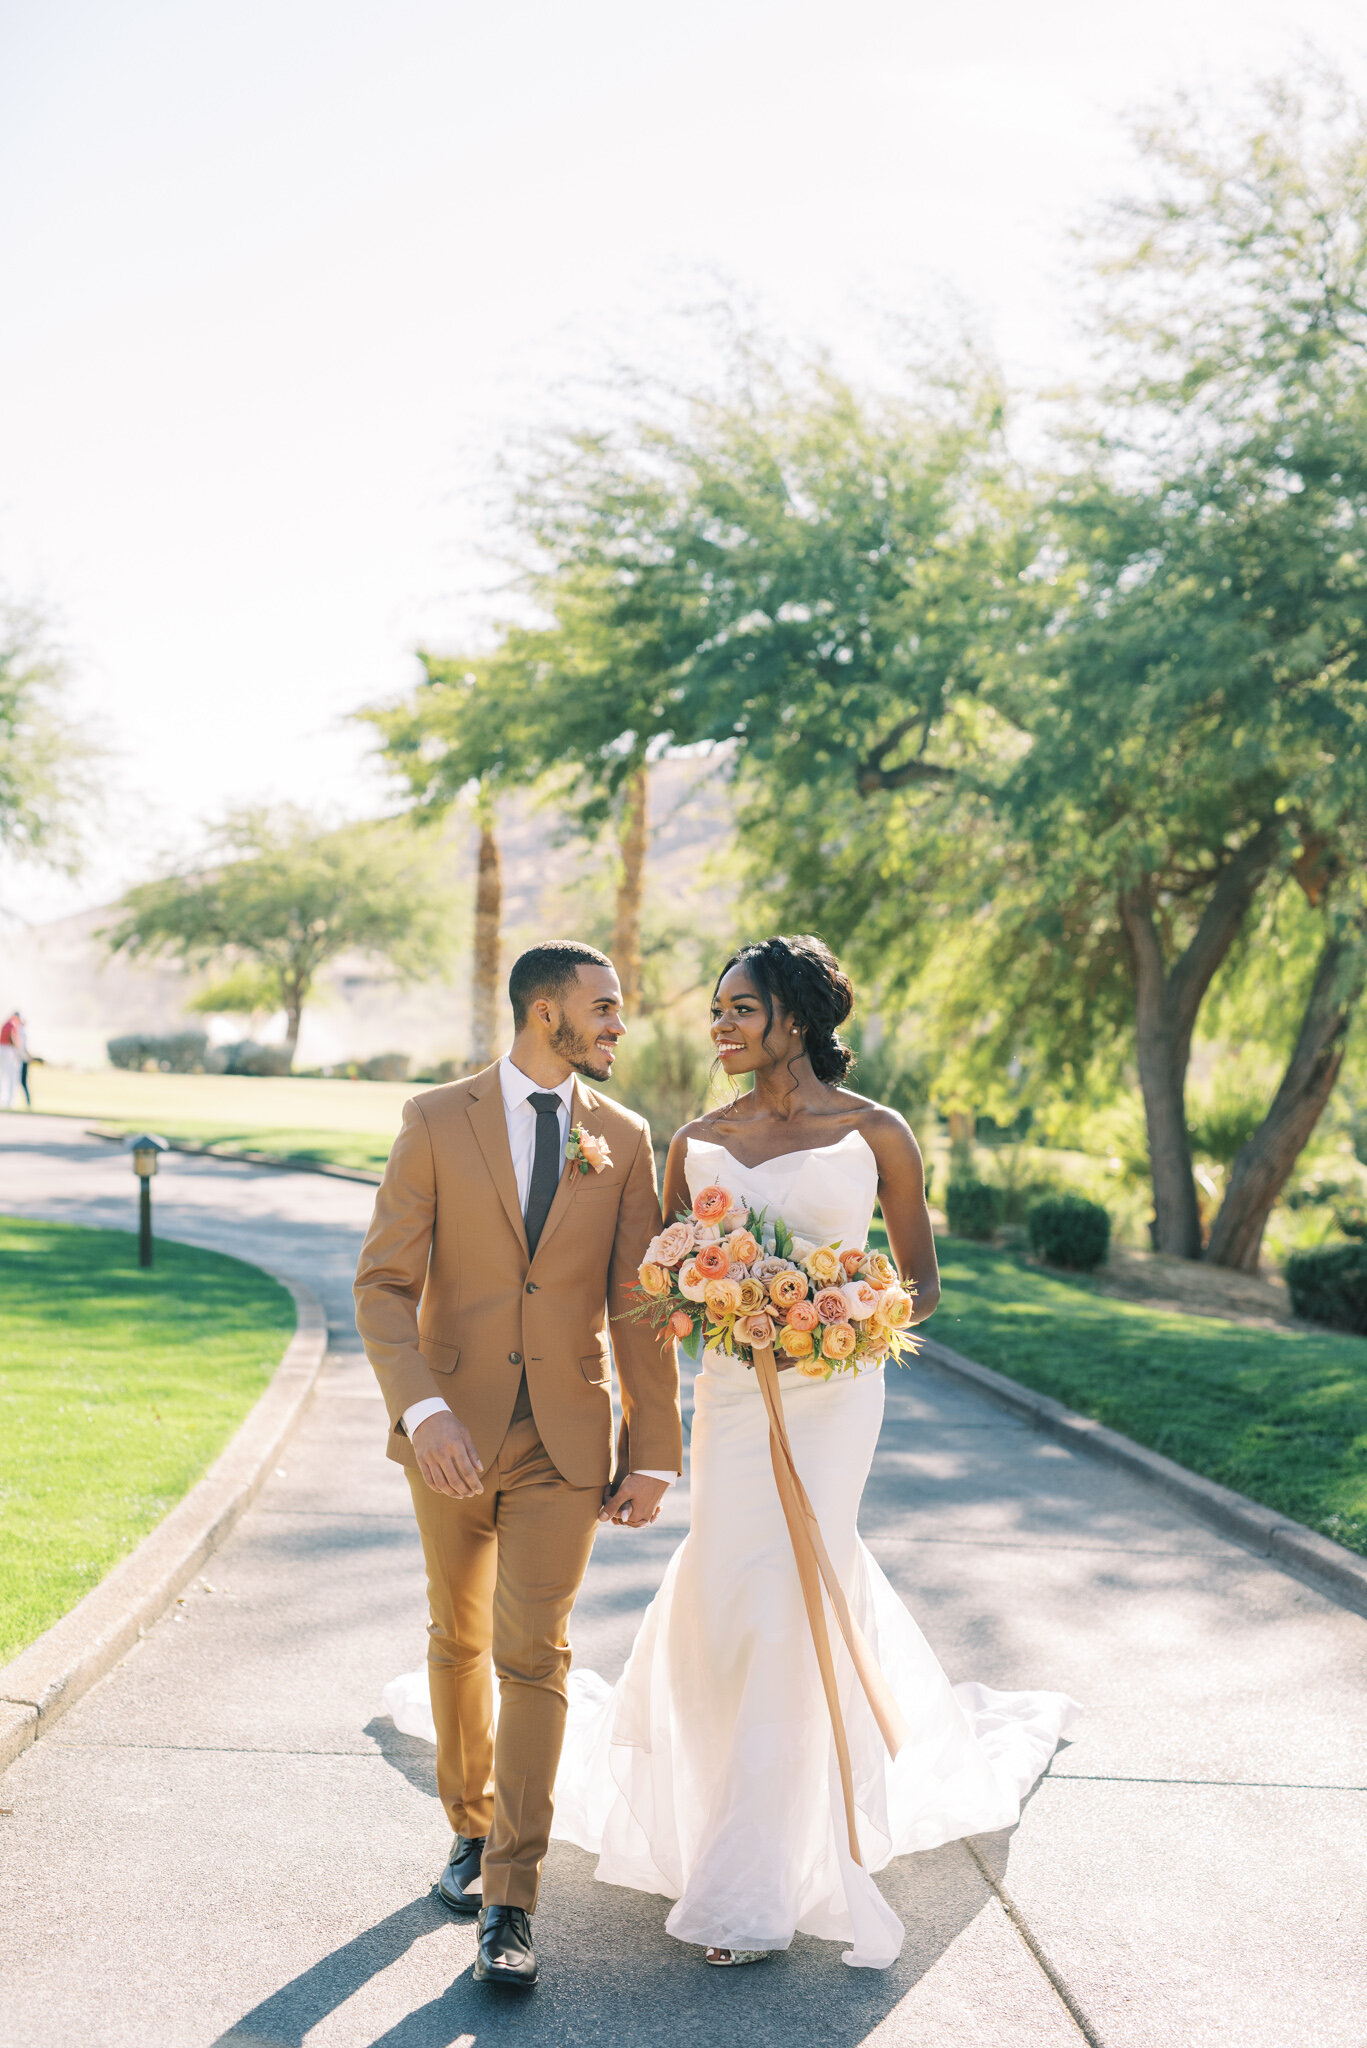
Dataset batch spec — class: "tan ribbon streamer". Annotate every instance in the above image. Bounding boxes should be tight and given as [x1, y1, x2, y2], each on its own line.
[750, 1342, 910, 1866]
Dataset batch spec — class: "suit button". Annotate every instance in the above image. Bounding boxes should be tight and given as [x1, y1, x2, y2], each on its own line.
[525, 1282, 537, 1294]
[508, 1351, 522, 1365]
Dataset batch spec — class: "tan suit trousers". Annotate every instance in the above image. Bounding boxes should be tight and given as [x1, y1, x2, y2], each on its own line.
[406, 1412, 601, 1911]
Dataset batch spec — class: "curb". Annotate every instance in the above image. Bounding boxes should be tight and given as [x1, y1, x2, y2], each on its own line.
[83, 1124, 383, 1186]
[0, 1267, 330, 1776]
[917, 1336, 1367, 1620]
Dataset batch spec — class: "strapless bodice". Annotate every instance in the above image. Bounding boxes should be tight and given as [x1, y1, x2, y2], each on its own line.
[684, 1129, 879, 1252]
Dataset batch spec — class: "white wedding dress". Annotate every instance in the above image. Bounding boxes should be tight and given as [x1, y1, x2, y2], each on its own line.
[385, 1131, 1080, 1969]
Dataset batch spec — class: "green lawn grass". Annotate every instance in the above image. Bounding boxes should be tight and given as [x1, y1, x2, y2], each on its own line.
[923, 1237, 1367, 1558]
[0, 1217, 297, 1662]
[24, 1067, 409, 1173]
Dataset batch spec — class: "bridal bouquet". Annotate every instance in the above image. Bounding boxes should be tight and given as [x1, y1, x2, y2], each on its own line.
[624, 1181, 919, 1379]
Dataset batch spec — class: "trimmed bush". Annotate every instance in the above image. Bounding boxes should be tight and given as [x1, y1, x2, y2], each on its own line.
[216, 1040, 292, 1077]
[358, 1052, 410, 1083]
[1285, 1242, 1367, 1335]
[946, 1178, 1002, 1240]
[1028, 1194, 1111, 1271]
[106, 1031, 208, 1074]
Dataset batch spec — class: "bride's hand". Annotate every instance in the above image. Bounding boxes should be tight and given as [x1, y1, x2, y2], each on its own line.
[600, 1474, 667, 1528]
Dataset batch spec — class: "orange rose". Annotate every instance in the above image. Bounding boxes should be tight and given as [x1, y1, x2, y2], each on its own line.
[879, 1288, 913, 1329]
[668, 1308, 695, 1340]
[734, 1311, 776, 1349]
[737, 1278, 767, 1313]
[704, 1276, 742, 1320]
[637, 1262, 670, 1297]
[692, 1184, 734, 1222]
[840, 1247, 868, 1278]
[768, 1269, 809, 1310]
[785, 1299, 819, 1332]
[821, 1322, 857, 1360]
[778, 1325, 815, 1358]
[722, 1229, 760, 1266]
[813, 1287, 850, 1326]
[694, 1243, 730, 1279]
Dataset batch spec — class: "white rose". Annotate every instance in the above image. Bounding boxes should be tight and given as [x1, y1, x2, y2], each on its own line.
[678, 1259, 710, 1302]
[841, 1280, 879, 1320]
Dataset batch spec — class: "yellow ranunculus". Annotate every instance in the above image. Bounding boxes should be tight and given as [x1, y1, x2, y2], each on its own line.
[821, 1322, 857, 1360]
[637, 1262, 670, 1297]
[737, 1278, 767, 1313]
[866, 1251, 896, 1289]
[804, 1244, 843, 1287]
[879, 1288, 913, 1329]
[704, 1275, 743, 1320]
[778, 1325, 815, 1359]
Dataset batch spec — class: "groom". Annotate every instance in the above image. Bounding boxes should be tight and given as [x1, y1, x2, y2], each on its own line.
[354, 941, 681, 1991]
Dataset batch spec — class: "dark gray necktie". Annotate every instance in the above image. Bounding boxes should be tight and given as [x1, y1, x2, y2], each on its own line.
[523, 1092, 564, 1255]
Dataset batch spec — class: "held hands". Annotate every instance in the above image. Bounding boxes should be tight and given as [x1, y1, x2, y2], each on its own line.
[412, 1410, 484, 1498]
[600, 1473, 668, 1529]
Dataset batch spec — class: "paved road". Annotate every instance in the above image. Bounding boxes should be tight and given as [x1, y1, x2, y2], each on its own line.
[1, 1112, 1364, 2048]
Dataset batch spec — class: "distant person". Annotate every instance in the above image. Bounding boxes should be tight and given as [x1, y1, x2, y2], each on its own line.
[0, 1013, 21, 1110]
[15, 1014, 32, 1105]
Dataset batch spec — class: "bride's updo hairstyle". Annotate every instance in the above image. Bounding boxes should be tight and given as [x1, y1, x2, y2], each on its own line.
[716, 934, 855, 1084]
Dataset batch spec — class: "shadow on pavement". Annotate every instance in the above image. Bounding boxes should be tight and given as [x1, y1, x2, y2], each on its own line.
[364, 1716, 439, 1801]
[213, 1836, 993, 2048]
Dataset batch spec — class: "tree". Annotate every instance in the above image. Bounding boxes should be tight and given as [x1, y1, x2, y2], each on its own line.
[470, 780, 503, 1066]
[104, 807, 456, 1067]
[0, 601, 100, 883]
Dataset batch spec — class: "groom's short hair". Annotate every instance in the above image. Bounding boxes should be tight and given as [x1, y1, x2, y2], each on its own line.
[509, 941, 615, 1028]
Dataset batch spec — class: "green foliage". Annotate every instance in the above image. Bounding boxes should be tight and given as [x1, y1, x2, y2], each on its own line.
[1028, 1194, 1112, 1271]
[185, 964, 282, 1017]
[106, 1031, 209, 1074]
[104, 808, 456, 1061]
[0, 601, 101, 880]
[0, 1217, 294, 1660]
[1284, 1242, 1367, 1334]
[945, 1178, 1001, 1240]
[600, 1018, 713, 1153]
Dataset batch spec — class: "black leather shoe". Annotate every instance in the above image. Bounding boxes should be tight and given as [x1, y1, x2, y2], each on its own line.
[473, 1905, 539, 1988]
[435, 1834, 486, 1915]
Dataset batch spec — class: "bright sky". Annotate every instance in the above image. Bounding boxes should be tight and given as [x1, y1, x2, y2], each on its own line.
[4, 0, 1365, 920]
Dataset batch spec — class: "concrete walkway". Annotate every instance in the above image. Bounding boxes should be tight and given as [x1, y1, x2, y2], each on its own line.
[1, 1111, 1363, 2048]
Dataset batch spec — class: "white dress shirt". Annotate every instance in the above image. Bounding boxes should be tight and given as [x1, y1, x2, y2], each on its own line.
[402, 1056, 674, 1484]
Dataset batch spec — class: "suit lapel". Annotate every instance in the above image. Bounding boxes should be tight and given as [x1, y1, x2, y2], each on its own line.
[467, 1068, 530, 1258]
[529, 1077, 601, 1265]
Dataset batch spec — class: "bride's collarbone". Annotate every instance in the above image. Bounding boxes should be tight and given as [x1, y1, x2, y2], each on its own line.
[694, 1111, 870, 1170]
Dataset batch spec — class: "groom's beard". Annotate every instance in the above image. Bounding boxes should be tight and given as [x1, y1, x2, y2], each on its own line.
[550, 1018, 615, 1083]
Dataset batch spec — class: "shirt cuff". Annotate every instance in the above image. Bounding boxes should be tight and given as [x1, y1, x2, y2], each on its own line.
[631, 1468, 676, 1485]
[402, 1396, 452, 1438]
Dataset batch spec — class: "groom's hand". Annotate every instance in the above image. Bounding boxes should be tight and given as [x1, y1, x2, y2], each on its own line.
[412, 1411, 484, 1498]
[600, 1474, 667, 1528]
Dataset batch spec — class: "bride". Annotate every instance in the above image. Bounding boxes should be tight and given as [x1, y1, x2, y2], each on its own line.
[551, 934, 1079, 1970]
[387, 933, 1079, 1971]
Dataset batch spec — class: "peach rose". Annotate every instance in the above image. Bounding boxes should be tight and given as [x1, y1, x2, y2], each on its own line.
[879, 1288, 914, 1329]
[693, 1243, 730, 1280]
[692, 1222, 721, 1244]
[650, 1220, 696, 1267]
[804, 1245, 844, 1288]
[704, 1276, 743, 1320]
[678, 1258, 709, 1302]
[860, 1329, 891, 1360]
[737, 1278, 768, 1314]
[785, 1299, 819, 1332]
[637, 1262, 670, 1297]
[668, 1308, 695, 1340]
[692, 1184, 734, 1222]
[841, 1279, 879, 1320]
[840, 1247, 868, 1279]
[813, 1287, 850, 1326]
[578, 1130, 612, 1173]
[768, 1268, 809, 1310]
[722, 1229, 760, 1266]
[867, 1250, 896, 1289]
[796, 1352, 829, 1377]
[821, 1322, 857, 1360]
[734, 1311, 776, 1349]
[778, 1325, 815, 1359]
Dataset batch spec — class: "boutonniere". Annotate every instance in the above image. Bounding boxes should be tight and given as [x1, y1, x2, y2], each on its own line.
[567, 1124, 612, 1175]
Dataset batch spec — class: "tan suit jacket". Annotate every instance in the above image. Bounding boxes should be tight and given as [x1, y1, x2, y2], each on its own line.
[353, 1064, 682, 1489]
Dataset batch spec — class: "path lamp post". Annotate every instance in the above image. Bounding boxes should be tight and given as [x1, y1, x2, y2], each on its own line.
[129, 1134, 168, 1267]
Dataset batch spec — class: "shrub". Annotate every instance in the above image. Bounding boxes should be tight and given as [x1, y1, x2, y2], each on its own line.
[357, 1052, 410, 1083]
[946, 1178, 1001, 1240]
[217, 1040, 292, 1077]
[106, 1031, 208, 1073]
[1285, 1242, 1367, 1334]
[1028, 1194, 1112, 1270]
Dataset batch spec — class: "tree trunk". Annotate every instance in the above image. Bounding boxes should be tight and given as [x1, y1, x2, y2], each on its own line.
[1205, 911, 1367, 1272]
[611, 764, 649, 1013]
[282, 975, 306, 1071]
[470, 790, 502, 1068]
[1119, 821, 1282, 1258]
